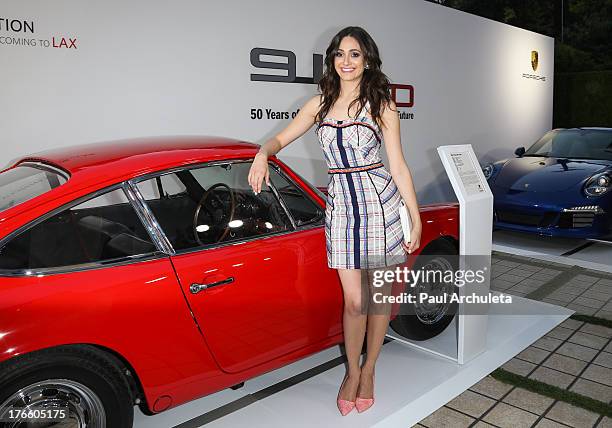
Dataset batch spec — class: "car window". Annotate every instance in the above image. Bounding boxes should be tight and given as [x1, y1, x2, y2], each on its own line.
[136, 161, 293, 251]
[0, 163, 68, 213]
[137, 173, 187, 200]
[0, 188, 157, 272]
[526, 130, 612, 160]
[269, 167, 324, 226]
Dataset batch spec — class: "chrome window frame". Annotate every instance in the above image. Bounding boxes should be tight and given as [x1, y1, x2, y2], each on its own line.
[0, 182, 166, 278]
[125, 181, 175, 255]
[128, 158, 324, 257]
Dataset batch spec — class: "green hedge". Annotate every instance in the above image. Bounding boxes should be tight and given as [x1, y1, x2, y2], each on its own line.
[553, 70, 612, 128]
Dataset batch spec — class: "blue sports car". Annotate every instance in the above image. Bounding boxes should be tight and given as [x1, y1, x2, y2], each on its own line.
[482, 128, 612, 239]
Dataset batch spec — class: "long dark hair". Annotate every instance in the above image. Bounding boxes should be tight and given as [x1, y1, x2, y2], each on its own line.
[316, 26, 393, 130]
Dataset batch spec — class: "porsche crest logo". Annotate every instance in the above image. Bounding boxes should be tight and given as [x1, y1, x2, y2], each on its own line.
[531, 51, 539, 72]
[523, 50, 545, 81]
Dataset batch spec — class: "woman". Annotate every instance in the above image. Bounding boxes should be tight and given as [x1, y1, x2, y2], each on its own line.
[248, 26, 422, 416]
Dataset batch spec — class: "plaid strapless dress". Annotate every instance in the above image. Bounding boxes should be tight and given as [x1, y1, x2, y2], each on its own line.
[315, 102, 407, 269]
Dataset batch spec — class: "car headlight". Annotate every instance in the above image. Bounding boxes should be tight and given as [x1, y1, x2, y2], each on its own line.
[584, 172, 611, 196]
[482, 163, 494, 180]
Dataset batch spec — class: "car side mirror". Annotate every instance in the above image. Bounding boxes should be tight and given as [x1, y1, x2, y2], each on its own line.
[514, 147, 525, 157]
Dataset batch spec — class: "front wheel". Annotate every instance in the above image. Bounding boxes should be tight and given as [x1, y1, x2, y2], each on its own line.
[0, 345, 134, 428]
[390, 239, 459, 341]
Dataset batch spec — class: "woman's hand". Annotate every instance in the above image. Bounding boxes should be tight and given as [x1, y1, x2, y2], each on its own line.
[401, 223, 422, 254]
[247, 96, 320, 194]
[248, 152, 270, 195]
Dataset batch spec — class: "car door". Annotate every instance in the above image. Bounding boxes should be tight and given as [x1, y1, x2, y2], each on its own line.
[0, 186, 210, 372]
[134, 160, 342, 373]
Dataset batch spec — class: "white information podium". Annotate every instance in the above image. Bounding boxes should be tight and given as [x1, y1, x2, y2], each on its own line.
[386, 144, 493, 364]
[439, 144, 493, 363]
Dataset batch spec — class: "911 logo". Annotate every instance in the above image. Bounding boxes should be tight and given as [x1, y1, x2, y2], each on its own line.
[250, 48, 414, 108]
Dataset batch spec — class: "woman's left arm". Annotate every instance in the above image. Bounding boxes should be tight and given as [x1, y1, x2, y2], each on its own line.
[380, 100, 422, 254]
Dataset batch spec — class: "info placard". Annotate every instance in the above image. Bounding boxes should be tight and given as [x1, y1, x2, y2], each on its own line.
[449, 151, 486, 196]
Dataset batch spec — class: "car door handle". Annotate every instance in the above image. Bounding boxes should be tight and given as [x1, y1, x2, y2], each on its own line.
[190, 277, 234, 294]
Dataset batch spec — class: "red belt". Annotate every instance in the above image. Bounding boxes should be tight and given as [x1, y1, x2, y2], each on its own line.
[328, 162, 384, 174]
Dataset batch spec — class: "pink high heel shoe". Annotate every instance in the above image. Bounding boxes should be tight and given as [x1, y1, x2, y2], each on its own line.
[337, 375, 356, 416]
[355, 372, 375, 413]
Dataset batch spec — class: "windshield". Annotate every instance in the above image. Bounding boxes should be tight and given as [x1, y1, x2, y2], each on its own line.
[0, 163, 68, 212]
[524, 129, 612, 161]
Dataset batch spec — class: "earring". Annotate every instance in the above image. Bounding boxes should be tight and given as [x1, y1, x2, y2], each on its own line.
[365, 64, 369, 69]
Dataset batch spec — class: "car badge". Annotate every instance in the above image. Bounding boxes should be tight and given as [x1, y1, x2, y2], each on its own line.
[531, 51, 539, 72]
[524, 183, 530, 188]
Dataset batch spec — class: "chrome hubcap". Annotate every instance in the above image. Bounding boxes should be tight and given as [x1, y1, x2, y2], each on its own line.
[0, 379, 106, 428]
[413, 256, 455, 325]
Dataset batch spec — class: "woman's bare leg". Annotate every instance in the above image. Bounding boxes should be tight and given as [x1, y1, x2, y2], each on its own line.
[337, 268, 366, 401]
[359, 269, 393, 398]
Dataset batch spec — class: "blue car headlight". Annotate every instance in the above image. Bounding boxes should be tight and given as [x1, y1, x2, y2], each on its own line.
[482, 163, 495, 180]
[584, 172, 611, 196]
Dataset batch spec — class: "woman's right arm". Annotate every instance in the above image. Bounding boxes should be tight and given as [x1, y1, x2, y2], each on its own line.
[248, 95, 322, 194]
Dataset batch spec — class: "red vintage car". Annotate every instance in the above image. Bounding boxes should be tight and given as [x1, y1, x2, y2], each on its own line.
[0, 137, 458, 427]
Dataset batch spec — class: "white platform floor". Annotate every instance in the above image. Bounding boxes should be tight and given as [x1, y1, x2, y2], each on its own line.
[492, 230, 612, 273]
[134, 294, 572, 428]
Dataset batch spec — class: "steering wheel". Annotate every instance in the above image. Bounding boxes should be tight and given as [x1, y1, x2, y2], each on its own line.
[193, 183, 236, 246]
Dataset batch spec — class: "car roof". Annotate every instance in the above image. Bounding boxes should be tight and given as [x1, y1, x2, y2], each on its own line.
[15, 136, 259, 182]
[0, 136, 262, 230]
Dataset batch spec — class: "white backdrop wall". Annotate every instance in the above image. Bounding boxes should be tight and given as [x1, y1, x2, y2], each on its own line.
[1, 0, 553, 204]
